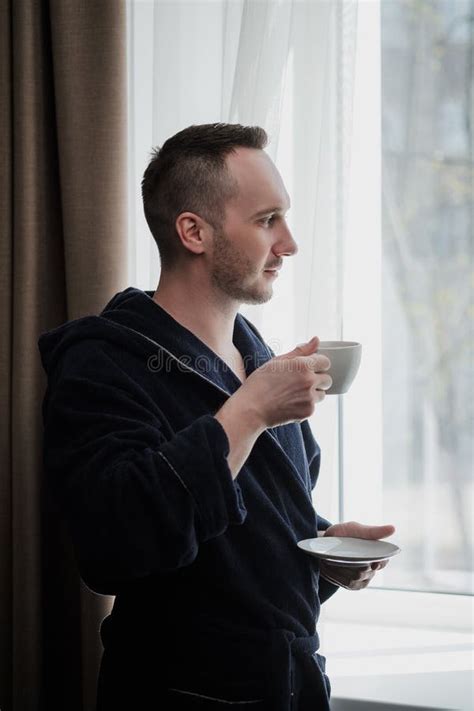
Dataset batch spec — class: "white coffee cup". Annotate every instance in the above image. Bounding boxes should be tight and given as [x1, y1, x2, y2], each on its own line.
[316, 341, 362, 395]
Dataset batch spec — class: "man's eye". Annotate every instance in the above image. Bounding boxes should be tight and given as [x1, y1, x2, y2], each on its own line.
[261, 215, 276, 227]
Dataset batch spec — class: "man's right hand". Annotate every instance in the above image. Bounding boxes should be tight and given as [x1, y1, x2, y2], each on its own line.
[214, 336, 331, 479]
[237, 336, 332, 429]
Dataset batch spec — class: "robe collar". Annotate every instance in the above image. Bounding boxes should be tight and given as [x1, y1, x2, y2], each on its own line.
[102, 287, 274, 397]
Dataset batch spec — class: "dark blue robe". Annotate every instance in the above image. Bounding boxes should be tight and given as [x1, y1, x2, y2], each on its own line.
[38, 287, 338, 710]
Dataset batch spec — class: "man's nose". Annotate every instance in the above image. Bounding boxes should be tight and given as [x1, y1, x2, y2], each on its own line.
[274, 222, 298, 257]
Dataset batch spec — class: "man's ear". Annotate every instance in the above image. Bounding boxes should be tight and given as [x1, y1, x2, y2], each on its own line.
[175, 212, 210, 256]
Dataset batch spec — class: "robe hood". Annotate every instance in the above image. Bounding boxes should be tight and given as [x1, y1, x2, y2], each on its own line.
[38, 286, 274, 398]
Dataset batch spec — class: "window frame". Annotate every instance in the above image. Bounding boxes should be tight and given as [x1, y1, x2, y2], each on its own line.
[334, 0, 472, 624]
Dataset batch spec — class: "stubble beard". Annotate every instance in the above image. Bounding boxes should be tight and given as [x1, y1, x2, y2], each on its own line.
[210, 228, 273, 305]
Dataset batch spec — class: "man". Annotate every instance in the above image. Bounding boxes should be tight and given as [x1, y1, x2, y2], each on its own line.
[38, 123, 395, 710]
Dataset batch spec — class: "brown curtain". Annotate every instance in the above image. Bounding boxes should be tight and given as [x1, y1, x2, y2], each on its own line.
[0, 1, 128, 709]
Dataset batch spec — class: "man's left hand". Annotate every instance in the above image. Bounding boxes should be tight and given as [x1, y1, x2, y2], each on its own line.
[319, 521, 396, 591]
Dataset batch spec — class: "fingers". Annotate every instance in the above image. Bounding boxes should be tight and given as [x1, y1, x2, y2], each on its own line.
[280, 351, 333, 392]
[305, 355, 333, 393]
[314, 372, 333, 392]
[304, 353, 331, 372]
[285, 336, 320, 358]
[366, 525, 395, 539]
[377, 525, 396, 538]
[355, 565, 373, 580]
[321, 557, 389, 591]
[347, 562, 389, 588]
[313, 388, 327, 404]
[273, 347, 332, 376]
[350, 567, 376, 590]
[321, 563, 370, 587]
[334, 522, 396, 539]
[371, 559, 389, 570]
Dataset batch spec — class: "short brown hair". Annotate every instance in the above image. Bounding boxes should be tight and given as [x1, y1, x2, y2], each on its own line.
[141, 123, 268, 270]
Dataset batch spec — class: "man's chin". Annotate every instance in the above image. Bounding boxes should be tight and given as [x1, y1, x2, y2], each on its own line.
[240, 286, 273, 305]
[213, 275, 274, 305]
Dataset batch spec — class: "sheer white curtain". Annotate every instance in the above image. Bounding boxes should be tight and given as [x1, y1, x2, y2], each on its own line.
[127, 0, 359, 525]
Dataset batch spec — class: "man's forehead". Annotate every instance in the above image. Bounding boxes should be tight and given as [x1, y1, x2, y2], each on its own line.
[225, 147, 290, 213]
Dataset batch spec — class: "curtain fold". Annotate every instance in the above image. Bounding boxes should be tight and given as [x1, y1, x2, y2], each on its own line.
[0, 1, 128, 709]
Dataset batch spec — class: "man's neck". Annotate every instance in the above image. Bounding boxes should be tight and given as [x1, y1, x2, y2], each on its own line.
[151, 275, 239, 357]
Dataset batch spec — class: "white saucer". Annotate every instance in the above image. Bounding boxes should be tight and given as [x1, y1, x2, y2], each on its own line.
[297, 536, 400, 565]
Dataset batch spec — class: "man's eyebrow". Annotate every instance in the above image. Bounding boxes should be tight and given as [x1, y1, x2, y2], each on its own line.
[250, 205, 291, 219]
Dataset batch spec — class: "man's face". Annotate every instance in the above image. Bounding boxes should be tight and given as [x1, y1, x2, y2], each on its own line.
[209, 148, 297, 305]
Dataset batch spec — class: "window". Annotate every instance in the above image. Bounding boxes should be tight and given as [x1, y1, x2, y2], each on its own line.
[126, 0, 473, 600]
[340, 0, 473, 598]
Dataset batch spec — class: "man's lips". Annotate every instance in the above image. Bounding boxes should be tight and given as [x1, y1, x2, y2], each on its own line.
[264, 264, 282, 272]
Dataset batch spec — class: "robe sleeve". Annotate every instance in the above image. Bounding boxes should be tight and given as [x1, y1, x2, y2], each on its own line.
[41, 345, 246, 594]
